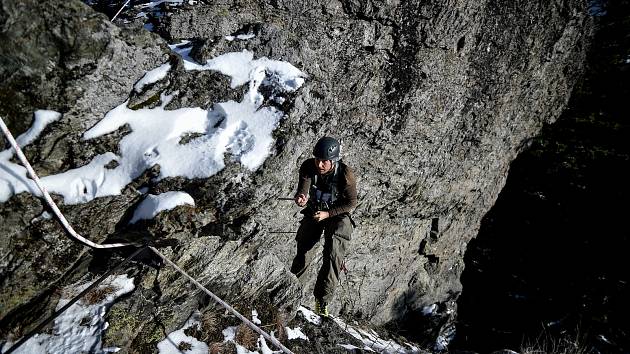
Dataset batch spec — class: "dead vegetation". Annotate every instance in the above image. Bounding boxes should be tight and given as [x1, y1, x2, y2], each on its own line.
[235, 323, 258, 351]
[84, 285, 116, 304]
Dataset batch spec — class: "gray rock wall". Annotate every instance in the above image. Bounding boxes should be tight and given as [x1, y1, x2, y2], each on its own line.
[0, 0, 593, 349]
[0, 0, 168, 335]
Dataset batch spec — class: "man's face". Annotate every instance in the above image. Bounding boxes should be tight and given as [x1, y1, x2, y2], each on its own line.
[315, 158, 334, 175]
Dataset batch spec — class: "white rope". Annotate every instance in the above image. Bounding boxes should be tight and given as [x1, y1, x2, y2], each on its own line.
[148, 246, 296, 354]
[0, 116, 136, 249]
[111, 0, 131, 22]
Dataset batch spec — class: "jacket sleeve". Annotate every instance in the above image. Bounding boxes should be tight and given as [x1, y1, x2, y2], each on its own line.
[294, 159, 312, 198]
[328, 164, 358, 217]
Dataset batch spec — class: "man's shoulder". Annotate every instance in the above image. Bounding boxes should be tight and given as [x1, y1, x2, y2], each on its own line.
[338, 160, 353, 172]
[300, 158, 316, 173]
[338, 161, 355, 179]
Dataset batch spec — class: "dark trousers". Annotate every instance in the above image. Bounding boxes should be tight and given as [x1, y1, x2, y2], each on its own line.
[290, 214, 353, 304]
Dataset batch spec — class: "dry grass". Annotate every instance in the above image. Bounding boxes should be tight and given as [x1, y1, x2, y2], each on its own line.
[84, 285, 116, 304]
[235, 323, 258, 351]
[200, 309, 225, 343]
[209, 341, 237, 354]
[274, 311, 288, 343]
[183, 323, 202, 339]
[520, 330, 594, 354]
[178, 341, 192, 351]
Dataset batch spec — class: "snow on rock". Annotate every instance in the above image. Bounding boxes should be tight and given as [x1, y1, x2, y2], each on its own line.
[333, 317, 420, 353]
[256, 335, 281, 354]
[339, 343, 362, 350]
[157, 311, 209, 354]
[168, 41, 194, 65]
[0, 50, 305, 206]
[129, 191, 194, 223]
[134, 63, 171, 92]
[225, 34, 257, 41]
[16, 110, 62, 147]
[252, 309, 261, 325]
[0, 110, 62, 202]
[285, 327, 308, 341]
[421, 303, 437, 315]
[138, 0, 186, 9]
[222, 326, 237, 342]
[172, 49, 305, 92]
[220, 325, 282, 354]
[297, 306, 321, 326]
[39, 152, 121, 205]
[1, 275, 135, 354]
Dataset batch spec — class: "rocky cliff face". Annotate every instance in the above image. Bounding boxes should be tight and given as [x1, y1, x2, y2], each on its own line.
[0, 0, 593, 351]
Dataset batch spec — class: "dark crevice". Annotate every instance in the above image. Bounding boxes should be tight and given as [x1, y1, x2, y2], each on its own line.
[454, 1, 630, 352]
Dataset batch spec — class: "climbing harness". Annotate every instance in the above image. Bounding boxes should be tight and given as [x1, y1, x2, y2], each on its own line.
[1, 116, 295, 354]
[310, 161, 341, 206]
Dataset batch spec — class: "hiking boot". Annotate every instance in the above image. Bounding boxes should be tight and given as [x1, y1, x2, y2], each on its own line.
[315, 298, 329, 317]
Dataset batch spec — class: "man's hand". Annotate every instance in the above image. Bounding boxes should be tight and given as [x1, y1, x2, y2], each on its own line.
[313, 211, 330, 222]
[295, 194, 308, 207]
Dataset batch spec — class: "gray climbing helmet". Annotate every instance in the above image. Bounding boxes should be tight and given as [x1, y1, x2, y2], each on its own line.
[313, 136, 340, 161]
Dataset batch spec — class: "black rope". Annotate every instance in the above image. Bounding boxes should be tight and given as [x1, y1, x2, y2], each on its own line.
[4, 246, 147, 354]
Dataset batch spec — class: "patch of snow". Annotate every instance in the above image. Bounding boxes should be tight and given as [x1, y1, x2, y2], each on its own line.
[1, 275, 135, 354]
[168, 41, 197, 68]
[138, 0, 185, 9]
[220, 326, 281, 354]
[297, 306, 321, 326]
[129, 191, 194, 223]
[598, 334, 612, 344]
[134, 63, 171, 92]
[252, 309, 261, 325]
[38, 152, 120, 204]
[30, 211, 53, 224]
[222, 326, 238, 342]
[157, 311, 208, 354]
[225, 34, 256, 41]
[256, 335, 281, 354]
[238, 34, 256, 40]
[0, 110, 62, 202]
[339, 344, 361, 350]
[173, 49, 305, 92]
[16, 110, 62, 147]
[421, 303, 437, 315]
[434, 324, 455, 352]
[333, 317, 420, 353]
[285, 327, 308, 341]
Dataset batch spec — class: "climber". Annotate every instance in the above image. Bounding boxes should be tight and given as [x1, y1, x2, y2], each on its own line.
[290, 136, 357, 317]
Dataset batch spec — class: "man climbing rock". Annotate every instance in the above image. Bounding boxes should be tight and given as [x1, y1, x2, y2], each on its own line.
[290, 136, 357, 317]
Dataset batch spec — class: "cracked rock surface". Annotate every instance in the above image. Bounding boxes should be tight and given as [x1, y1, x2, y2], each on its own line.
[0, 0, 593, 350]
